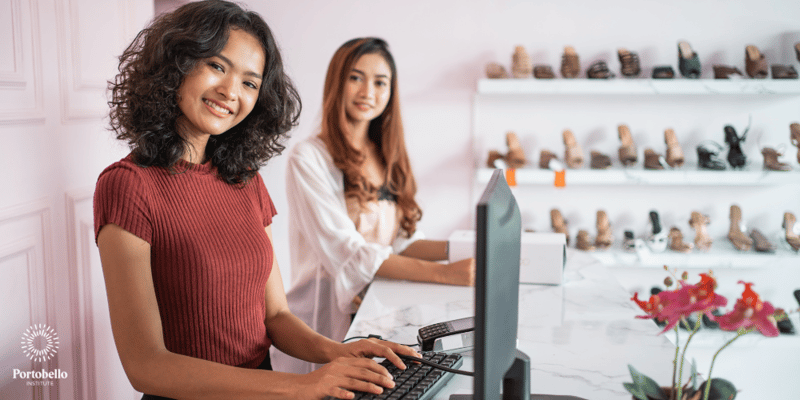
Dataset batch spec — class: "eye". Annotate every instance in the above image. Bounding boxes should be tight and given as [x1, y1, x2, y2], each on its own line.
[376, 80, 388, 87]
[349, 74, 362, 82]
[244, 81, 258, 90]
[207, 61, 224, 72]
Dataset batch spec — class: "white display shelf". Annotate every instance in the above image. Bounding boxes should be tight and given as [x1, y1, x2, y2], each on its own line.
[475, 167, 799, 186]
[477, 78, 800, 96]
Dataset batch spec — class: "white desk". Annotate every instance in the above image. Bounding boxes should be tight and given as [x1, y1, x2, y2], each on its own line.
[347, 250, 681, 399]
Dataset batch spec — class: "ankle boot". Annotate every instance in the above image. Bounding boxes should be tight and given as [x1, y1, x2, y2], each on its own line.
[551, 208, 570, 245]
[697, 142, 726, 170]
[505, 131, 526, 168]
[749, 229, 776, 253]
[576, 230, 595, 251]
[563, 129, 584, 168]
[761, 147, 792, 171]
[689, 211, 713, 251]
[724, 125, 747, 169]
[618, 124, 638, 166]
[647, 211, 668, 252]
[664, 128, 685, 168]
[728, 204, 753, 251]
[644, 149, 667, 170]
[790, 122, 800, 164]
[668, 227, 693, 253]
[784, 212, 800, 251]
[590, 150, 612, 169]
[595, 210, 614, 249]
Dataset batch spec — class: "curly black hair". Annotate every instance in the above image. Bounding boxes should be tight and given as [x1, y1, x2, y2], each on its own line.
[108, 0, 301, 184]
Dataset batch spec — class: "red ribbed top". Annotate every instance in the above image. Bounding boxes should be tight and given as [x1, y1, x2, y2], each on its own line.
[93, 155, 275, 368]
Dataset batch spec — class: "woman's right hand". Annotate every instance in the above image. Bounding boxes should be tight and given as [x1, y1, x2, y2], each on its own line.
[292, 356, 396, 400]
[442, 258, 476, 286]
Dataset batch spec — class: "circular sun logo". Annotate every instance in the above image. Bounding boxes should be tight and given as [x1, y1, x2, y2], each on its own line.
[21, 324, 60, 362]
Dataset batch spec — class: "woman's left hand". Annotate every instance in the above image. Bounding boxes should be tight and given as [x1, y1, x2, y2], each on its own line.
[337, 338, 421, 371]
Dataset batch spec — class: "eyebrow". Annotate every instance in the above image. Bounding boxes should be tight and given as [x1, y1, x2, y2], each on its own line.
[217, 54, 263, 80]
[351, 68, 390, 80]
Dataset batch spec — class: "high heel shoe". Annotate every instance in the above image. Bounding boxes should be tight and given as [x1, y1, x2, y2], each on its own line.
[551, 208, 570, 245]
[595, 210, 614, 249]
[745, 45, 768, 79]
[678, 41, 701, 78]
[750, 229, 776, 253]
[664, 128, 685, 168]
[563, 129, 584, 168]
[618, 48, 641, 77]
[643, 148, 666, 170]
[647, 210, 668, 253]
[618, 124, 638, 166]
[505, 131, 527, 168]
[790, 122, 800, 164]
[784, 212, 800, 251]
[590, 150, 612, 169]
[689, 211, 713, 251]
[728, 204, 753, 251]
[697, 141, 726, 170]
[560, 46, 580, 79]
[539, 150, 560, 169]
[622, 230, 636, 252]
[724, 125, 748, 169]
[576, 230, 596, 251]
[761, 147, 792, 171]
[511, 46, 532, 78]
[668, 227, 693, 253]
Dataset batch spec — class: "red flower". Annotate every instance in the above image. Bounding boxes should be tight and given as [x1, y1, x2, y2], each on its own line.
[714, 281, 780, 337]
[632, 273, 727, 334]
[631, 290, 680, 328]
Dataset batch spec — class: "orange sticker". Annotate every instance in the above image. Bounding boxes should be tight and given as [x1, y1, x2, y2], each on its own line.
[506, 168, 517, 187]
[554, 169, 565, 187]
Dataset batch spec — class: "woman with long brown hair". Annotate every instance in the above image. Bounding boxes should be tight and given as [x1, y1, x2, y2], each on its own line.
[281, 38, 474, 373]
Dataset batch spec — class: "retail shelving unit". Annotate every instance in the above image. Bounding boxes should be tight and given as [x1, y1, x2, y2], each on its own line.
[470, 78, 800, 268]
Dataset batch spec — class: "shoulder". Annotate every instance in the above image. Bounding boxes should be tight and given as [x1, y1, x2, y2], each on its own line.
[96, 155, 148, 190]
[289, 135, 332, 166]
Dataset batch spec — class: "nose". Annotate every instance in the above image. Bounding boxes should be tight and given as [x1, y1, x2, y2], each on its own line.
[217, 75, 238, 100]
[357, 80, 374, 99]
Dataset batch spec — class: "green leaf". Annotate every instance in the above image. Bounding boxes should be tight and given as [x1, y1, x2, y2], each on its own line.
[698, 378, 737, 400]
[624, 382, 648, 400]
[627, 365, 667, 400]
[690, 359, 698, 390]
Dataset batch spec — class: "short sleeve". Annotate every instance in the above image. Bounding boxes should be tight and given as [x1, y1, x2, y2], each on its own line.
[251, 172, 277, 227]
[93, 163, 153, 245]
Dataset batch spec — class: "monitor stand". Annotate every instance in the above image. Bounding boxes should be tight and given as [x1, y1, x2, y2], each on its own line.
[449, 350, 588, 400]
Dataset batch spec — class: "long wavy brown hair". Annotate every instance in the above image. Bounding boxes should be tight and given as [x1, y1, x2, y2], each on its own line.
[321, 37, 421, 236]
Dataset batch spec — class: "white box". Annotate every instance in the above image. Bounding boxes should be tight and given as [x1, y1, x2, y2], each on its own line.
[448, 230, 566, 285]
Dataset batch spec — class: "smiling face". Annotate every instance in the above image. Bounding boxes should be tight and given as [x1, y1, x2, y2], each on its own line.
[176, 29, 265, 148]
[343, 53, 392, 127]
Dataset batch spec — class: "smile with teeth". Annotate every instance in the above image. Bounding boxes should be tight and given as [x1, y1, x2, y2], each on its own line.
[204, 99, 233, 115]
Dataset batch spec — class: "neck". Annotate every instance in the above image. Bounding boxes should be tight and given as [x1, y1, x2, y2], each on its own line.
[346, 119, 371, 151]
[177, 121, 210, 164]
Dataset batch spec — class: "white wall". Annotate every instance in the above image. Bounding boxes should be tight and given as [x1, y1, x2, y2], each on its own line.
[248, 0, 800, 286]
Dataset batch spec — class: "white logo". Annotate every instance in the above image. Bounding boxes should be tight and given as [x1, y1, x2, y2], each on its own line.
[21, 324, 59, 362]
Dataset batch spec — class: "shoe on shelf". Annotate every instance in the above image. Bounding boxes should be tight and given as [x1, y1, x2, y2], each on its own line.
[485, 62, 508, 79]
[724, 125, 748, 169]
[551, 208, 570, 245]
[678, 40, 701, 78]
[750, 229, 776, 253]
[727, 204, 753, 251]
[796, 42, 800, 62]
[644, 148, 667, 170]
[783, 212, 800, 251]
[505, 131, 527, 168]
[511, 46, 532, 78]
[487, 150, 505, 168]
[647, 210, 668, 253]
[761, 147, 792, 171]
[697, 141, 726, 170]
[668, 227, 693, 253]
[618, 124, 638, 166]
[689, 211, 713, 251]
[533, 65, 556, 79]
[664, 128, 685, 168]
[745, 45, 768, 78]
[713, 65, 744, 79]
[563, 129, 584, 168]
[622, 230, 636, 252]
[576, 230, 596, 251]
[595, 210, 614, 249]
[590, 150, 612, 169]
[586, 60, 614, 79]
[539, 149, 560, 169]
[560, 46, 580, 78]
[790, 122, 800, 164]
[652, 65, 675, 79]
[618, 48, 641, 77]
[771, 64, 798, 79]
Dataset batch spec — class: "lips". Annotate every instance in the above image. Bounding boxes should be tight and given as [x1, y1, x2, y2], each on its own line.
[203, 98, 233, 116]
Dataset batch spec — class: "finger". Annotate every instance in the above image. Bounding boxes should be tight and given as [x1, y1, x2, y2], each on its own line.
[338, 376, 387, 395]
[370, 343, 407, 370]
[337, 356, 394, 381]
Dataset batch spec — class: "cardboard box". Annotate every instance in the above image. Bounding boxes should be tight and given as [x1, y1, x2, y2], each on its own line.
[448, 230, 566, 285]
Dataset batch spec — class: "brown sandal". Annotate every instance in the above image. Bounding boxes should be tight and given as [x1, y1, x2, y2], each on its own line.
[485, 62, 508, 79]
[761, 147, 792, 171]
[533, 65, 556, 79]
[618, 124, 638, 166]
[563, 129, 584, 168]
[745, 45, 768, 79]
[689, 211, 713, 251]
[560, 46, 580, 79]
[668, 227, 693, 253]
[643, 148, 666, 170]
[590, 150, 612, 169]
[791, 122, 800, 164]
[618, 48, 641, 77]
[511, 46, 532, 78]
[576, 230, 596, 251]
[771, 64, 798, 79]
[728, 204, 753, 251]
[664, 128, 685, 168]
[551, 208, 570, 245]
[539, 150, 559, 169]
[749, 229, 775, 253]
[784, 212, 800, 251]
[595, 210, 614, 249]
[713, 65, 744, 79]
[505, 131, 527, 168]
[586, 60, 614, 79]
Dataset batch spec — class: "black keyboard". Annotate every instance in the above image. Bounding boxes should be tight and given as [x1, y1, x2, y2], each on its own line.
[325, 351, 463, 400]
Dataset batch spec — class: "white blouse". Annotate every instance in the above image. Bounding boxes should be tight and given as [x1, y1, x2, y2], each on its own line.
[274, 136, 422, 373]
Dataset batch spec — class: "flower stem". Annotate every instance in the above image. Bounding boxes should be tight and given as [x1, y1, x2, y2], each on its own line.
[677, 314, 701, 400]
[703, 329, 750, 400]
[671, 326, 679, 400]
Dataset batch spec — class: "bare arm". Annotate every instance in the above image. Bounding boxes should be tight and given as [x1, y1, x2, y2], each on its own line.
[398, 239, 447, 261]
[375, 254, 475, 287]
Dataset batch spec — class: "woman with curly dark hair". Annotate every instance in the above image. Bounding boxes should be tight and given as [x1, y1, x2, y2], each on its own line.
[95, 2, 416, 399]
[280, 38, 475, 373]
